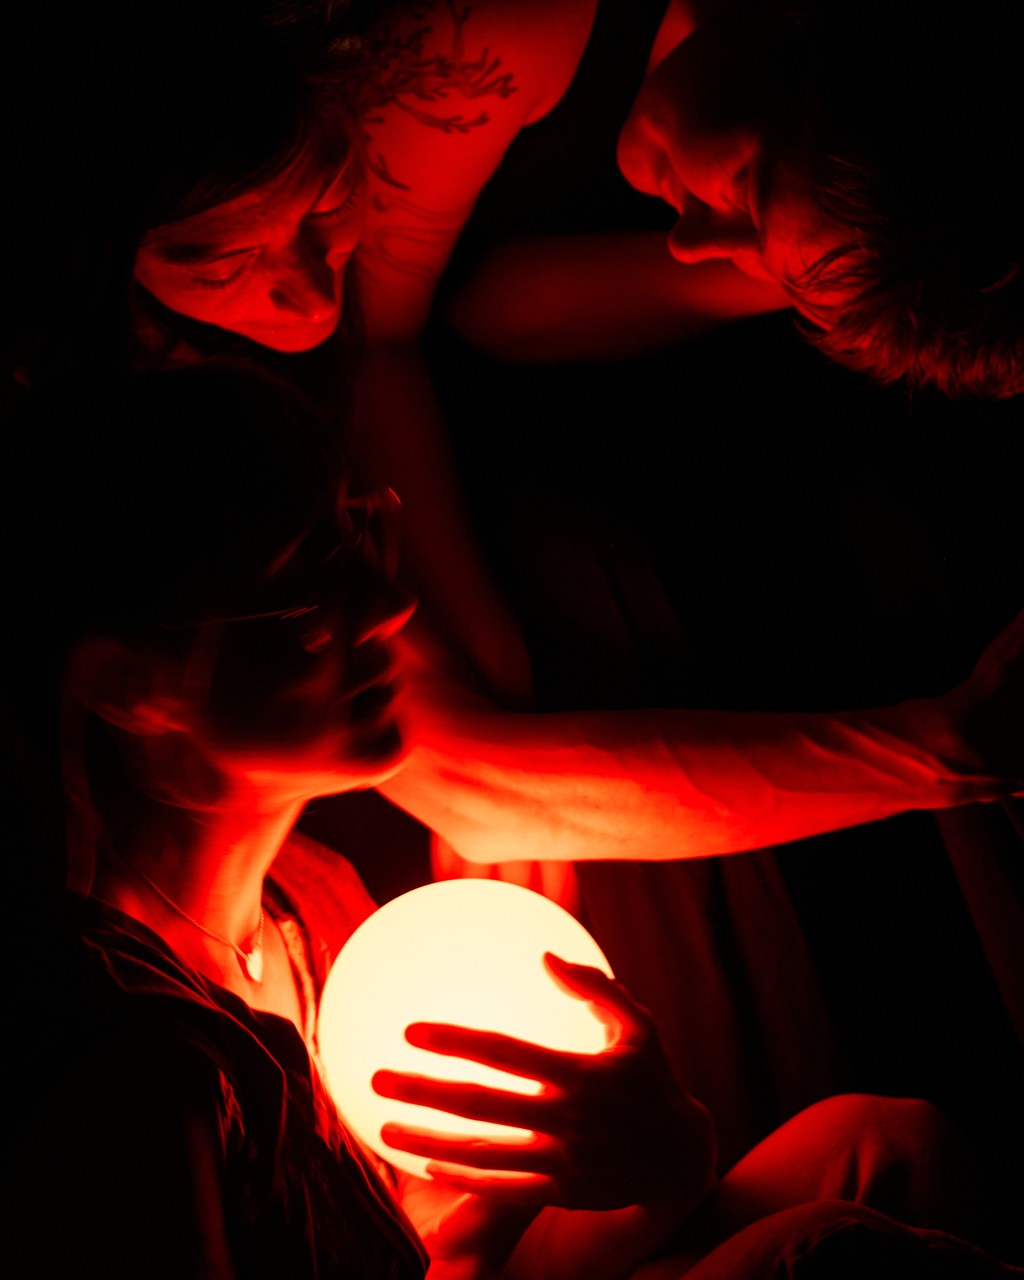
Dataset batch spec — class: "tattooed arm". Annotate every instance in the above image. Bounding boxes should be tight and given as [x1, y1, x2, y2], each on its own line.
[355, 0, 596, 341]
[437, 0, 789, 362]
[351, 0, 597, 703]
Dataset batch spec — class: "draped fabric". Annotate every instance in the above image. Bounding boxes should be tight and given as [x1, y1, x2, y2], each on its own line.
[425, 0, 1024, 1178]
[10, 837, 428, 1280]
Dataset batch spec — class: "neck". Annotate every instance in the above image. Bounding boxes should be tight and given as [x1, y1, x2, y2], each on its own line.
[96, 782, 305, 960]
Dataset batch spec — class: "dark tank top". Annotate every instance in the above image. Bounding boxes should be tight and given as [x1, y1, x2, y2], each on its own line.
[429, 0, 1024, 1189]
[431, 0, 845, 1168]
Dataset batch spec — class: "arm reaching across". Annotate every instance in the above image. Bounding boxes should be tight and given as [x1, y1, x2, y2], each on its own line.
[381, 612, 1024, 863]
[446, 233, 792, 364]
[351, 0, 597, 704]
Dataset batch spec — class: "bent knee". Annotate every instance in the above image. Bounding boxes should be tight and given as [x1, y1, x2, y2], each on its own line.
[788, 1093, 955, 1158]
[685, 1201, 926, 1280]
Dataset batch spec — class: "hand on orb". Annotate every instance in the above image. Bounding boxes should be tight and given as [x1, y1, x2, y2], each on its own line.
[373, 954, 717, 1211]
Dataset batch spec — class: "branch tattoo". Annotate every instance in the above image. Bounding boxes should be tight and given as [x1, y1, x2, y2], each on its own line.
[359, 2, 521, 279]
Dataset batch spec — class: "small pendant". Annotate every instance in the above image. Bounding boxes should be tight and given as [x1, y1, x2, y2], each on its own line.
[242, 947, 264, 984]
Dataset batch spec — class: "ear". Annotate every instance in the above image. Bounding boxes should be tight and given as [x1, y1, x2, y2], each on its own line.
[65, 636, 191, 737]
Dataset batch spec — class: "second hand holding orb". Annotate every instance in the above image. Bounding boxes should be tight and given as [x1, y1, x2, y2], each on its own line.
[317, 879, 615, 1179]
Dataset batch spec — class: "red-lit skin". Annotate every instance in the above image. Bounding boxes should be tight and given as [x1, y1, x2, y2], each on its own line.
[345, 0, 604, 707]
[181, 495, 415, 790]
[380, 609, 1024, 866]
[191, 496, 413, 792]
[126, 0, 798, 704]
[74, 470, 716, 1277]
[135, 137, 364, 353]
[122, 0, 1023, 876]
[116, 4, 592, 703]
[347, 0, 822, 708]
[375, 953, 713, 1209]
[616, 1, 848, 322]
[390, 953, 721, 1279]
[85, 488, 415, 1024]
[341, 0, 1024, 878]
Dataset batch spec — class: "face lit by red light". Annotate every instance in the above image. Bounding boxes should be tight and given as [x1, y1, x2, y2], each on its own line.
[187, 489, 416, 798]
[135, 140, 364, 353]
[618, 8, 847, 323]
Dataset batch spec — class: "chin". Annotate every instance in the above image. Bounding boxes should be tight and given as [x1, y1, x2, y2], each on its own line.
[347, 714, 412, 779]
[233, 316, 341, 353]
[729, 252, 778, 283]
[314, 729, 410, 797]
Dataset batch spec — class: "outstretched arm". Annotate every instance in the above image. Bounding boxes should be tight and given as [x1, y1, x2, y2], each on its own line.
[445, 233, 791, 364]
[381, 612, 1024, 863]
[351, 0, 597, 703]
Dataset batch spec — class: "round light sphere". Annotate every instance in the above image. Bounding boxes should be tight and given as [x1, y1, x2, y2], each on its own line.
[317, 878, 614, 1177]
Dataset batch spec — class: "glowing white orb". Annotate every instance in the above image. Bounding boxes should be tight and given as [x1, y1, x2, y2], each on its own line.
[317, 878, 614, 1177]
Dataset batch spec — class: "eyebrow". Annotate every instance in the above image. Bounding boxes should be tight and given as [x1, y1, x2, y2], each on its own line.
[147, 144, 357, 263]
[154, 243, 256, 265]
[742, 161, 770, 242]
[310, 151, 356, 206]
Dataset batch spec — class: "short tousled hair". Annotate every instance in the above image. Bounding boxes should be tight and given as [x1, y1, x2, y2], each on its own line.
[768, 0, 1024, 399]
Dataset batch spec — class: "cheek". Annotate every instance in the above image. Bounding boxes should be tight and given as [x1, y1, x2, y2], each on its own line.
[321, 218, 364, 265]
[134, 260, 258, 328]
[206, 639, 349, 747]
[727, 248, 778, 282]
[134, 254, 304, 324]
[619, 58, 725, 200]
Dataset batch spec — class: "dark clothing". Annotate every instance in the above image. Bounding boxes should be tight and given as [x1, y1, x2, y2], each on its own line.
[681, 1201, 1024, 1280]
[425, 0, 1024, 1229]
[8, 836, 428, 1280]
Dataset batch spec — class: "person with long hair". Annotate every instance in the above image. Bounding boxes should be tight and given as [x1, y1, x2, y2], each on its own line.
[5, 361, 1021, 1279]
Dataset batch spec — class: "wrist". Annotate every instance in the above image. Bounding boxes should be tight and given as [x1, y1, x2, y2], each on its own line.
[639, 1094, 718, 1228]
[867, 694, 1013, 806]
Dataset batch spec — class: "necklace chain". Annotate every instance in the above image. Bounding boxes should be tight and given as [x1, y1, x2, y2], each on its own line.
[133, 866, 266, 984]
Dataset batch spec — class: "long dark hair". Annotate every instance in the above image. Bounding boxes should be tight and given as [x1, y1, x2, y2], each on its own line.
[3, 0, 374, 386]
[3, 360, 347, 895]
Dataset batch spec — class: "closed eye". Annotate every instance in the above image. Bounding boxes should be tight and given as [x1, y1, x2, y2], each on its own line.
[299, 618, 335, 655]
[308, 188, 361, 224]
[307, 154, 363, 224]
[728, 164, 753, 216]
[188, 253, 259, 291]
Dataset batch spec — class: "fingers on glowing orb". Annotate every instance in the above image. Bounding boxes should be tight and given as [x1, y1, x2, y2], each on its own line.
[402, 1022, 585, 1083]
[424, 1167, 559, 1203]
[381, 1124, 556, 1174]
[544, 952, 650, 1046]
[316, 880, 615, 1179]
[373, 1069, 559, 1126]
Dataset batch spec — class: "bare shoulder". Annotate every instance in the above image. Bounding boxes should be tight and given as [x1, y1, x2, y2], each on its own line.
[466, 0, 599, 120]
[356, 0, 598, 337]
[367, 0, 597, 121]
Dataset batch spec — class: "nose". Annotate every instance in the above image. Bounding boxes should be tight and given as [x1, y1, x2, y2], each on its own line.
[268, 238, 341, 323]
[616, 109, 667, 202]
[667, 199, 760, 264]
[350, 567, 417, 647]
